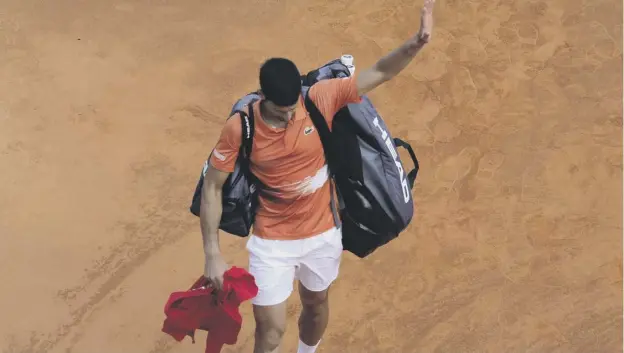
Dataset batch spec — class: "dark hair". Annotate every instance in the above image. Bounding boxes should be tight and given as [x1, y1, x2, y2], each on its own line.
[259, 57, 302, 107]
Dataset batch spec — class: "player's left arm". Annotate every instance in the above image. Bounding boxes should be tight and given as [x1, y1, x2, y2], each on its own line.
[356, 0, 435, 96]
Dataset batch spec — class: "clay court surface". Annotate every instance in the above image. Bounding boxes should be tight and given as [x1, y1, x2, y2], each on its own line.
[1, 0, 622, 352]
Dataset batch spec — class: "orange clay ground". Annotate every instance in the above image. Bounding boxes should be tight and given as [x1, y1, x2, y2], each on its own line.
[1, 0, 622, 352]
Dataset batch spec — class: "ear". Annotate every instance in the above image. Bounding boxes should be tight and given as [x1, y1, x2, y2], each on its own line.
[257, 90, 265, 99]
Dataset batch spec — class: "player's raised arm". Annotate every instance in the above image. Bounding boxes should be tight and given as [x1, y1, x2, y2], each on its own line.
[356, 0, 435, 96]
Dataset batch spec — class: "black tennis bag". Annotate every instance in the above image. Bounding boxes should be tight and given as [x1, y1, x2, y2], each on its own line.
[302, 58, 420, 258]
[189, 92, 261, 237]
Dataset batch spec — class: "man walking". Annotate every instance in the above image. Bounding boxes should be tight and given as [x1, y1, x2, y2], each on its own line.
[200, 1, 435, 352]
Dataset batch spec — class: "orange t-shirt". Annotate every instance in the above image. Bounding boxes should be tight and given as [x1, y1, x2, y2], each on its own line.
[209, 76, 361, 240]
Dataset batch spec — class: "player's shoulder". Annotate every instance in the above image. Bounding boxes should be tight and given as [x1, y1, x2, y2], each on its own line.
[220, 110, 246, 140]
[309, 76, 349, 89]
[308, 76, 354, 97]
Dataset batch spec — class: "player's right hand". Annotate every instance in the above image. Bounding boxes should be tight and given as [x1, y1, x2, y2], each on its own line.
[204, 252, 229, 291]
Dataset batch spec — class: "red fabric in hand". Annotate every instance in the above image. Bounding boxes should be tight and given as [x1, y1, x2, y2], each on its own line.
[162, 266, 258, 353]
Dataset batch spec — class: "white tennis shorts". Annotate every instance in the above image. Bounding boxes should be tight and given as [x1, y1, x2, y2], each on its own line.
[246, 226, 343, 306]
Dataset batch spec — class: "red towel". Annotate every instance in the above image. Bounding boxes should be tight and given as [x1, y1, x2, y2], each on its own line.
[162, 266, 258, 353]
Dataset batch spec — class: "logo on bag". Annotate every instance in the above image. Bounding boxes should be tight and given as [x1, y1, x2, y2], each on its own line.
[243, 115, 251, 139]
[372, 117, 410, 203]
[304, 126, 314, 135]
[202, 160, 209, 176]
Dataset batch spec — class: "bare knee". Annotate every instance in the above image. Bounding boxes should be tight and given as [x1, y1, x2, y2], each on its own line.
[298, 283, 331, 345]
[253, 304, 287, 353]
[255, 324, 285, 351]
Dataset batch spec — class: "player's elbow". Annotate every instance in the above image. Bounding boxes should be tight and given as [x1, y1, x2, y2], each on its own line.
[356, 68, 389, 96]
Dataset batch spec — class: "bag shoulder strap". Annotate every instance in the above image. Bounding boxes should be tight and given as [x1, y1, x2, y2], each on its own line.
[234, 100, 257, 163]
[303, 90, 341, 228]
[303, 91, 336, 172]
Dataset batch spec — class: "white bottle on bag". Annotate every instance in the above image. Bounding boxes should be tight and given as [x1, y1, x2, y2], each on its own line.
[340, 54, 355, 76]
